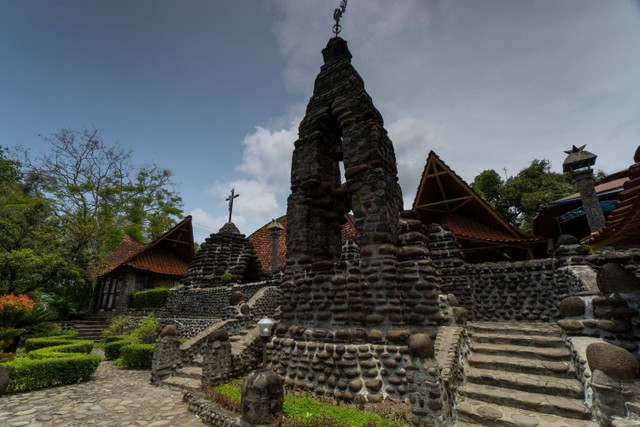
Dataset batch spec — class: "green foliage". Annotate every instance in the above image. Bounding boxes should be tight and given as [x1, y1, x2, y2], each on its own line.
[118, 343, 155, 369]
[1, 333, 99, 393]
[102, 315, 131, 339]
[24, 336, 87, 353]
[0, 327, 25, 351]
[105, 334, 129, 343]
[211, 384, 404, 427]
[130, 313, 159, 343]
[221, 272, 233, 284]
[2, 353, 100, 393]
[126, 288, 169, 309]
[471, 159, 575, 233]
[104, 336, 136, 360]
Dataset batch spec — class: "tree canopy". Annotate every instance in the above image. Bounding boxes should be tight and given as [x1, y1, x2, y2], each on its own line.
[0, 128, 184, 307]
[471, 159, 576, 233]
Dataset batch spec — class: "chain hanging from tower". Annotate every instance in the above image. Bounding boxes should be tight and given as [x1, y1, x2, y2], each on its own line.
[333, 0, 348, 36]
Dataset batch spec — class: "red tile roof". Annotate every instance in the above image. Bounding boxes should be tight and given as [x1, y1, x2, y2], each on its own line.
[95, 216, 194, 277]
[248, 215, 356, 272]
[554, 177, 628, 202]
[582, 147, 640, 248]
[441, 214, 544, 244]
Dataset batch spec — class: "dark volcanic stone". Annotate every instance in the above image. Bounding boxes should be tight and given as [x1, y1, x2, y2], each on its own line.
[241, 369, 283, 424]
[597, 263, 640, 294]
[230, 291, 244, 306]
[208, 329, 229, 342]
[0, 364, 8, 396]
[160, 325, 179, 337]
[408, 334, 434, 358]
[559, 296, 585, 317]
[557, 319, 584, 331]
[586, 342, 640, 380]
[556, 234, 579, 248]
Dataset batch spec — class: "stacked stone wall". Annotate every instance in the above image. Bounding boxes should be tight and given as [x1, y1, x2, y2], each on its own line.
[164, 282, 268, 318]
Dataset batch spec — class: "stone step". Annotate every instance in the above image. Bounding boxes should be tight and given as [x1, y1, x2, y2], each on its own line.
[471, 342, 571, 360]
[192, 357, 203, 367]
[473, 332, 565, 348]
[161, 376, 201, 392]
[457, 399, 597, 427]
[466, 367, 584, 399]
[468, 354, 575, 378]
[459, 384, 591, 420]
[468, 322, 561, 337]
[176, 366, 202, 380]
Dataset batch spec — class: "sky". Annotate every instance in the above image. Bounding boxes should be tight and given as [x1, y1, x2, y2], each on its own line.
[1, 1, 639, 243]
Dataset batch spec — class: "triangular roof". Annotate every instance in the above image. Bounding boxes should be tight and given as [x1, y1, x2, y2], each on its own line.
[96, 216, 195, 277]
[412, 151, 545, 258]
[582, 147, 640, 248]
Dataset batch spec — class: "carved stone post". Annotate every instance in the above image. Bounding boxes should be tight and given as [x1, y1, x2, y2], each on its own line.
[151, 325, 181, 384]
[202, 329, 232, 387]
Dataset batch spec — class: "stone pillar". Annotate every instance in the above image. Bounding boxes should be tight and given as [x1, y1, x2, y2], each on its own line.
[406, 334, 449, 426]
[241, 369, 284, 425]
[573, 169, 606, 232]
[202, 329, 232, 387]
[267, 219, 284, 272]
[151, 325, 181, 384]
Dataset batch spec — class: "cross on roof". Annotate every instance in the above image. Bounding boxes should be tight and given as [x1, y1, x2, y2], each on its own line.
[226, 189, 239, 223]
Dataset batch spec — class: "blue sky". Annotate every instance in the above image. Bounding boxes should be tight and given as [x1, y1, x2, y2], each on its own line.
[2, 1, 639, 243]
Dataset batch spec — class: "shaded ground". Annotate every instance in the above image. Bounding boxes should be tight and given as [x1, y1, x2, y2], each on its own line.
[0, 350, 203, 427]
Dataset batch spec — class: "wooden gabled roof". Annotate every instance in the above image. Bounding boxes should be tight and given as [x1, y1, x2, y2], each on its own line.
[96, 216, 195, 277]
[412, 151, 545, 257]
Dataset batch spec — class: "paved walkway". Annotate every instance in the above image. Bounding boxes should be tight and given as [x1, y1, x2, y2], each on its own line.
[0, 350, 203, 427]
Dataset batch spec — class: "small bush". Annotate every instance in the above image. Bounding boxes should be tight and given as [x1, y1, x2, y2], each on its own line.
[130, 313, 159, 343]
[118, 343, 155, 369]
[24, 336, 84, 353]
[2, 353, 100, 393]
[27, 340, 94, 359]
[102, 315, 131, 339]
[220, 273, 233, 284]
[105, 334, 129, 343]
[126, 288, 169, 309]
[104, 336, 136, 360]
[0, 327, 25, 351]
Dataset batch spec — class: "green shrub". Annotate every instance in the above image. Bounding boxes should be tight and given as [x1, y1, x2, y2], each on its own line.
[2, 353, 100, 393]
[119, 343, 155, 369]
[126, 288, 169, 309]
[1, 334, 99, 394]
[102, 315, 131, 339]
[104, 336, 136, 360]
[130, 313, 159, 343]
[220, 273, 233, 284]
[27, 340, 94, 359]
[105, 334, 129, 343]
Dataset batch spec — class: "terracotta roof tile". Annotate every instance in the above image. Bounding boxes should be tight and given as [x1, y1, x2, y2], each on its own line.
[442, 214, 544, 244]
[248, 215, 356, 272]
[95, 216, 194, 277]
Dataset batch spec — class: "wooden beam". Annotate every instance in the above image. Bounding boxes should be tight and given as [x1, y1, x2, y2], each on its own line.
[414, 207, 448, 214]
[416, 195, 473, 209]
[423, 170, 450, 179]
[450, 197, 473, 213]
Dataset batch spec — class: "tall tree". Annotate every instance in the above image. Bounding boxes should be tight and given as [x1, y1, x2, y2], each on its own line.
[22, 128, 184, 260]
[471, 159, 576, 233]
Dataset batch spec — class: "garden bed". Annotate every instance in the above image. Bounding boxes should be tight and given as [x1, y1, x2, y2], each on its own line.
[201, 379, 409, 426]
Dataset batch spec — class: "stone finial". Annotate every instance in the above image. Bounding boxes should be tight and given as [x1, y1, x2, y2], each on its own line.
[586, 342, 639, 380]
[241, 369, 283, 425]
[409, 334, 434, 358]
[322, 37, 352, 63]
[160, 325, 179, 337]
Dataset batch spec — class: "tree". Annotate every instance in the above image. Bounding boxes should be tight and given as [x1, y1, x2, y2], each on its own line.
[22, 128, 184, 260]
[471, 159, 576, 233]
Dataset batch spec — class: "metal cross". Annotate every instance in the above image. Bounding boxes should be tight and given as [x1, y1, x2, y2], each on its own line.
[226, 189, 239, 223]
[333, 0, 348, 36]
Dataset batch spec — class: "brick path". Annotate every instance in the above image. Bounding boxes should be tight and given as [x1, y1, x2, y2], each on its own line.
[0, 350, 203, 427]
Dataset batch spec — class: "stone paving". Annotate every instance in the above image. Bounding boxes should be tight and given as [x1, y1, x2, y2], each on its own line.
[0, 350, 203, 427]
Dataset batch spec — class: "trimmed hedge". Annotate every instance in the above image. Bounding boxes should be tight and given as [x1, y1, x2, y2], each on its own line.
[105, 334, 129, 343]
[24, 335, 82, 353]
[127, 287, 169, 309]
[105, 336, 136, 360]
[2, 336, 99, 393]
[119, 343, 155, 369]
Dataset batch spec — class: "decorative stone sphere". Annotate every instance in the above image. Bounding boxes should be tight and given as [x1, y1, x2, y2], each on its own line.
[409, 334, 434, 358]
[241, 369, 283, 425]
[208, 328, 229, 342]
[559, 296, 585, 317]
[586, 342, 639, 380]
[229, 291, 245, 306]
[160, 325, 179, 337]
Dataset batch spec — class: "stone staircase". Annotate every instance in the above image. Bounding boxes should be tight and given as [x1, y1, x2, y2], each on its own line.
[60, 316, 110, 341]
[162, 327, 261, 391]
[456, 322, 596, 427]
